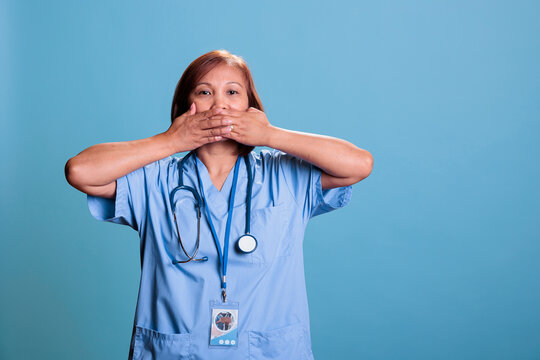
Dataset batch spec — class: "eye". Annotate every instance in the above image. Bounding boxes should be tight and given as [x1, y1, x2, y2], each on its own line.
[228, 90, 238, 95]
[198, 90, 211, 95]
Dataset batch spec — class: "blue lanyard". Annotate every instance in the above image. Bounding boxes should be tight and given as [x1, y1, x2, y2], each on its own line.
[193, 153, 241, 302]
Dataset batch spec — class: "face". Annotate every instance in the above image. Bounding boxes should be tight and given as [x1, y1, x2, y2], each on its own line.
[188, 63, 249, 113]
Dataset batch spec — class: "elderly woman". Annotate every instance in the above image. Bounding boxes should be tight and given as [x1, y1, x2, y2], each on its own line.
[65, 49, 373, 360]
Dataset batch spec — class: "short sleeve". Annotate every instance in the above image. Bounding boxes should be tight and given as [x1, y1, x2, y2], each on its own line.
[87, 158, 170, 231]
[274, 150, 352, 220]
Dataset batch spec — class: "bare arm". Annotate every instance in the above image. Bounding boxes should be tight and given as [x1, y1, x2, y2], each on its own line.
[65, 133, 177, 198]
[212, 107, 373, 190]
[65, 105, 231, 198]
[265, 127, 373, 189]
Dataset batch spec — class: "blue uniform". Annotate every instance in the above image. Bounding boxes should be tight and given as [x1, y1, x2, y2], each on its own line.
[87, 149, 352, 359]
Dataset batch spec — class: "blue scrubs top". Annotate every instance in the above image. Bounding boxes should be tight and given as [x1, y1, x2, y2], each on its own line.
[87, 149, 352, 360]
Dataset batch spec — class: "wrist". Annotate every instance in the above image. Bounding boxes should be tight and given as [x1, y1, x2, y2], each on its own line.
[265, 125, 283, 149]
[156, 132, 182, 155]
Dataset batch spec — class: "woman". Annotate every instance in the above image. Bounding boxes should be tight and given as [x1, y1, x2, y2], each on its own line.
[65, 49, 373, 359]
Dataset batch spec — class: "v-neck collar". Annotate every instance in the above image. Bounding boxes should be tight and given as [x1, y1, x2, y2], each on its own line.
[194, 154, 247, 216]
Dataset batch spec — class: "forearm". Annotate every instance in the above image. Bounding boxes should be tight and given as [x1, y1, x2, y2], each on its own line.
[265, 126, 372, 179]
[66, 132, 176, 187]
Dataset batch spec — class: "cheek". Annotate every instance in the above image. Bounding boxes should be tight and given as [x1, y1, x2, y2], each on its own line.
[189, 97, 211, 112]
[234, 95, 250, 110]
[231, 102, 249, 111]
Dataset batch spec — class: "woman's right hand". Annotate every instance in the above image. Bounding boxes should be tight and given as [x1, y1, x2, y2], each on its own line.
[165, 103, 233, 153]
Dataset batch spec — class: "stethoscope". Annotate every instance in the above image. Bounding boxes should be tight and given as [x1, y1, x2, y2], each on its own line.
[169, 150, 258, 266]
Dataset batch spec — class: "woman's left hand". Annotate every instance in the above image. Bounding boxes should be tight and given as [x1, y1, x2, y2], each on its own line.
[210, 107, 274, 146]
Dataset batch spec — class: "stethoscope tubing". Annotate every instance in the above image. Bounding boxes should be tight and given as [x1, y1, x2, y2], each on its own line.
[169, 150, 254, 263]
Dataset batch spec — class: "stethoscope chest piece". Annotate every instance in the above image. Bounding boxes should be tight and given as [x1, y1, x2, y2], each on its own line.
[237, 234, 258, 253]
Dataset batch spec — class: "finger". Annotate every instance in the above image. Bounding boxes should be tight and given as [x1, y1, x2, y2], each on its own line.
[191, 107, 222, 121]
[208, 114, 241, 125]
[216, 108, 243, 117]
[181, 102, 196, 116]
[204, 134, 223, 143]
[221, 126, 237, 137]
[207, 115, 237, 124]
[195, 107, 220, 120]
[247, 107, 259, 112]
[203, 125, 232, 138]
[200, 117, 233, 130]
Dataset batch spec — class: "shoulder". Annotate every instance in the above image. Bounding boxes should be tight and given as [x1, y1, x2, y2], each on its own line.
[143, 156, 179, 171]
[251, 148, 279, 162]
[124, 156, 180, 186]
[251, 148, 307, 169]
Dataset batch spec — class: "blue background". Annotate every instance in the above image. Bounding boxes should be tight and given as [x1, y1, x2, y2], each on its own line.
[1, 0, 539, 359]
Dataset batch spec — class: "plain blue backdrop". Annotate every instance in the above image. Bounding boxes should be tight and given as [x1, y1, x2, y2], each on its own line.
[1, 0, 539, 359]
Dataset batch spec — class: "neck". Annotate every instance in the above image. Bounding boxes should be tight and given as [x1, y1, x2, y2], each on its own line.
[195, 140, 241, 175]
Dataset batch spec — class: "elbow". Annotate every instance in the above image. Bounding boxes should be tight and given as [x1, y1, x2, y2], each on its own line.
[65, 157, 82, 188]
[354, 150, 373, 182]
[364, 151, 374, 178]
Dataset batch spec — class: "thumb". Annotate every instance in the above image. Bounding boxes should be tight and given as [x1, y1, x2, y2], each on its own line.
[188, 102, 196, 115]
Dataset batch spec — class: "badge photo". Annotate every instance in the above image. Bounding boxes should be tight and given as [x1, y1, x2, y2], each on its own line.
[210, 305, 239, 346]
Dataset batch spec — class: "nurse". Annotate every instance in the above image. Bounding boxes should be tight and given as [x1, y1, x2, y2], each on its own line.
[65, 49, 373, 359]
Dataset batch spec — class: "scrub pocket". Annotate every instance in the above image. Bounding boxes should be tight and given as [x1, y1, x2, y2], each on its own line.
[248, 323, 313, 360]
[131, 325, 192, 360]
[249, 203, 293, 265]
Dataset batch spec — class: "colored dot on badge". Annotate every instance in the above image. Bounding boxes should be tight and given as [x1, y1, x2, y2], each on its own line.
[231, 340, 236, 345]
[225, 340, 230, 345]
[219, 340, 224, 345]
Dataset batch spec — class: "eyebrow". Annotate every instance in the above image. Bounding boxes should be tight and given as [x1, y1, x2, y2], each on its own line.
[195, 81, 244, 88]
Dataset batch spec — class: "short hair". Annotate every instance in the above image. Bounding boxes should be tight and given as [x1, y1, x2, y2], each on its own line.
[170, 49, 264, 156]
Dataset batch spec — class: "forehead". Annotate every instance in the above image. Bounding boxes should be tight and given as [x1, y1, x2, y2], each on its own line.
[197, 63, 246, 86]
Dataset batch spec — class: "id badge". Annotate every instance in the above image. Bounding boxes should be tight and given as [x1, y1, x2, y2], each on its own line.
[209, 300, 239, 347]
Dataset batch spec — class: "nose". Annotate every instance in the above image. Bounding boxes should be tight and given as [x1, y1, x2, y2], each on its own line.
[212, 92, 228, 110]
